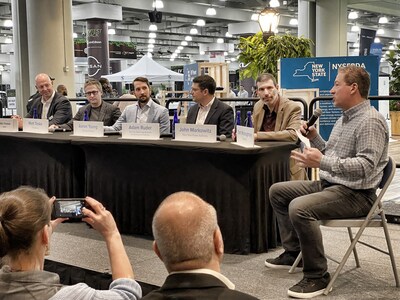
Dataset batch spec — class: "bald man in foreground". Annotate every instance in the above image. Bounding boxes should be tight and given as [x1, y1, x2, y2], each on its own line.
[142, 192, 258, 300]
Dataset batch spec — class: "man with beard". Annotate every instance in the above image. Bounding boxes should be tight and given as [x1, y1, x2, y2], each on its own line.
[104, 76, 170, 135]
[12, 73, 72, 129]
[252, 73, 306, 180]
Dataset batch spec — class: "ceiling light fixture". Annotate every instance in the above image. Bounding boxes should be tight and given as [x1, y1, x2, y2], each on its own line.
[152, 0, 164, 9]
[251, 13, 259, 21]
[377, 28, 384, 35]
[289, 18, 298, 26]
[348, 11, 358, 20]
[374, 37, 380, 43]
[148, 38, 156, 44]
[148, 44, 154, 49]
[4, 20, 13, 27]
[149, 32, 157, 38]
[379, 16, 388, 24]
[200, 50, 206, 55]
[149, 24, 158, 31]
[206, 7, 217, 16]
[217, 38, 224, 44]
[73, 32, 78, 38]
[181, 41, 188, 46]
[225, 32, 232, 38]
[108, 28, 116, 35]
[258, 7, 280, 42]
[178, 46, 184, 50]
[196, 19, 206, 26]
[351, 25, 360, 32]
[4, 37, 12, 44]
[185, 36, 192, 41]
[269, 0, 280, 8]
[190, 28, 198, 35]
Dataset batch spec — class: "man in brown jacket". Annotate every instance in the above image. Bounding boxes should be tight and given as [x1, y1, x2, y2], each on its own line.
[252, 73, 306, 180]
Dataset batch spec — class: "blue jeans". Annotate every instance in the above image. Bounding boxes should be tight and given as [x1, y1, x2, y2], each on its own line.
[269, 180, 376, 278]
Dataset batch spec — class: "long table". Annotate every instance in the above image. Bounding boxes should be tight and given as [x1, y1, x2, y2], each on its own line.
[0, 132, 296, 254]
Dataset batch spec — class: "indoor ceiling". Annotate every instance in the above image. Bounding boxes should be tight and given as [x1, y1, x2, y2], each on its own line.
[0, 0, 399, 66]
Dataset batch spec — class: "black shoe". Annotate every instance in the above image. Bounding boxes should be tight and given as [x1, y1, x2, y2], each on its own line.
[287, 273, 331, 299]
[265, 251, 302, 270]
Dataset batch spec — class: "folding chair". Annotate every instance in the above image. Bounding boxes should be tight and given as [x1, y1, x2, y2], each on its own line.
[289, 156, 399, 295]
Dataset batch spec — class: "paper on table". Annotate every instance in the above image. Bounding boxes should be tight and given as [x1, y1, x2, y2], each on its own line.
[296, 129, 310, 149]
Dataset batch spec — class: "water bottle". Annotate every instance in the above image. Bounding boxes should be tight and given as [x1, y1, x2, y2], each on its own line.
[33, 107, 38, 119]
[235, 110, 241, 127]
[172, 109, 179, 139]
[83, 110, 89, 121]
[246, 111, 253, 128]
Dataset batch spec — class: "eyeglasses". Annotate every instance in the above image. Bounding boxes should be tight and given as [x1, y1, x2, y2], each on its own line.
[85, 90, 99, 96]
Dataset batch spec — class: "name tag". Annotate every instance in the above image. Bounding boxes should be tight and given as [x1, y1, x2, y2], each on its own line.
[175, 124, 217, 143]
[23, 118, 49, 134]
[73, 121, 104, 137]
[121, 123, 160, 140]
[0, 118, 18, 132]
[233, 125, 259, 148]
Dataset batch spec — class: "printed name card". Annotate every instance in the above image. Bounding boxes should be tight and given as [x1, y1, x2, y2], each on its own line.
[233, 125, 258, 148]
[23, 118, 49, 134]
[121, 123, 160, 140]
[73, 121, 104, 137]
[175, 124, 217, 143]
[0, 118, 18, 132]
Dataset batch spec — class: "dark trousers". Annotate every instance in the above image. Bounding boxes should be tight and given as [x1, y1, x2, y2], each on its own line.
[269, 180, 376, 278]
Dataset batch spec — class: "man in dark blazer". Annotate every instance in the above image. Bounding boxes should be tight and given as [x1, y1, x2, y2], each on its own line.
[142, 192, 258, 300]
[49, 78, 121, 131]
[186, 75, 234, 137]
[13, 73, 72, 129]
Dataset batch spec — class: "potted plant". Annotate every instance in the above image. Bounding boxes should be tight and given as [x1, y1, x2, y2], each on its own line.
[385, 44, 400, 135]
[237, 32, 313, 80]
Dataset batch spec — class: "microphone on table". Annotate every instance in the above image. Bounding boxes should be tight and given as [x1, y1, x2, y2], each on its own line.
[217, 134, 227, 141]
[305, 108, 322, 134]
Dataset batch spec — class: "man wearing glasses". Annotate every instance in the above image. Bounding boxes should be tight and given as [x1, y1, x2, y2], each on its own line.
[49, 78, 121, 131]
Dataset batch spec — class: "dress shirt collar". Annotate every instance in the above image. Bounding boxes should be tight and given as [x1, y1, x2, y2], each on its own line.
[170, 268, 235, 290]
[136, 98, 153, 110]
[41, 90, 55, 105]
[342, 100, 369, 122]
[199, 97, 215, 109]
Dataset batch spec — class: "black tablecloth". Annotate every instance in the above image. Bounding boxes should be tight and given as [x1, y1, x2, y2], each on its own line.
[0, 132, 85, 197]
[73, 136, 296, 254]
[0, 132, 295, 254]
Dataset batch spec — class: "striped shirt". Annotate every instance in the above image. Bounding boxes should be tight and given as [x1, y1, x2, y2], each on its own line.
[311, 100, 389, 190]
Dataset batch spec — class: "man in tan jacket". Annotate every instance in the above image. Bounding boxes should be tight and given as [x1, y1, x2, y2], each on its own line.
[252, 73, 306, 180]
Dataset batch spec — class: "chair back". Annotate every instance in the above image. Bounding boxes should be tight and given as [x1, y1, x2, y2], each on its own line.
[378, 157, 395, 192]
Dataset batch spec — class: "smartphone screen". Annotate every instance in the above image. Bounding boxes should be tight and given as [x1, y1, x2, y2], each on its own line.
[53, 198, 85, 218]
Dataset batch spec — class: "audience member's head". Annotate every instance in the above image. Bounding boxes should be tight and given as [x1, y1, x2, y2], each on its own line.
[35, 73, 55, 101]
[191, 75, 216, 105]
[0, 186, 51, 263]
[99, 77, 112, 95]
[152, 192, 223, 273]
[84, 78, 103, 108]
[56, 84, 68, 96]
[133, 77, 152, 106]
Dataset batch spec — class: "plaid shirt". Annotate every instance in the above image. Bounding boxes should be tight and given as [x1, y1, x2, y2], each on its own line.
[311, 100, 389, 190]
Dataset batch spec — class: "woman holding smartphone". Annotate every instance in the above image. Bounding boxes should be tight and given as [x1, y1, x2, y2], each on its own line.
[0, 186, 141, 300]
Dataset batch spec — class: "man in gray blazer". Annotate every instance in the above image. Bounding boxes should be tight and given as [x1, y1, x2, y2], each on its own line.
[142, 192, 258, 300]
[13, 73, 72, 129]
[186, 75, 234, 137]
[105, 77, 170, 135]
[49, 78, 121, 131]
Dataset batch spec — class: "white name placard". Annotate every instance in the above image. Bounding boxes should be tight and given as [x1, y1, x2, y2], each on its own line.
[0, 118, 18, 132]
[73, 121, 104, 137]
[23, 118, 49, 134]
[175, 124, 217, 143]
[233, 125, 259, 148]
[121, 123, 160, 140]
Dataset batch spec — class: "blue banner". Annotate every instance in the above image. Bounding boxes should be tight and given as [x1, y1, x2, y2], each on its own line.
[280, 56, 379, 139]
[183, 63, 198, 91]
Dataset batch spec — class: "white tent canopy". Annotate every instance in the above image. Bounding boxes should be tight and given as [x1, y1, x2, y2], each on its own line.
[103, 55, 183, 82]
